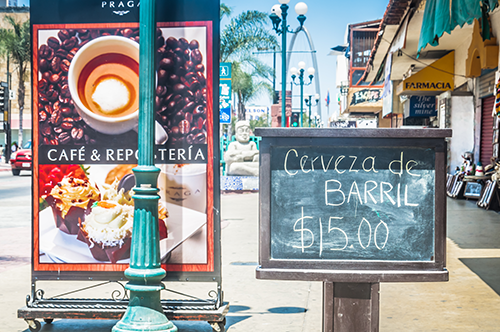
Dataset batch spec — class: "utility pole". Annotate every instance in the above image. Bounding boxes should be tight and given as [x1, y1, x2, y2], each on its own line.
[4, 58, 11, 162]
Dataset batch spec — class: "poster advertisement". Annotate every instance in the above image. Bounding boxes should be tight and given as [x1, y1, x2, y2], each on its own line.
[31, 0, 220, 279]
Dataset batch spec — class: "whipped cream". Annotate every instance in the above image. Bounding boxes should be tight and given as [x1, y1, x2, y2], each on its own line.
[92, 77, 130, 114]
[100, 179, 133, 205]
[83, 201, 134, 247]
[49, 176, 100, 218]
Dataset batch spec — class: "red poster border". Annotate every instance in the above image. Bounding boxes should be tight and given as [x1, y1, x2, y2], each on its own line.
[32, 21, 214, 274]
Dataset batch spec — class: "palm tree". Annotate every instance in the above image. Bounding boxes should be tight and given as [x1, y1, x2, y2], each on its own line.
[220, 3, 232, 20]
[0, 16, 30, 147]
[221, 10, 278, 63]
[232, 62, 273, 120]
[220, 8, 278, 120]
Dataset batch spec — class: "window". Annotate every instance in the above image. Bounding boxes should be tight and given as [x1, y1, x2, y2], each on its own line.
[351, 70, 365, 86]
[352, 30, 377, 69]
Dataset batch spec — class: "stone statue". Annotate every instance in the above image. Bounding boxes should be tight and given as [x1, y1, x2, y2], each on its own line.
[224, 120, 259, 176]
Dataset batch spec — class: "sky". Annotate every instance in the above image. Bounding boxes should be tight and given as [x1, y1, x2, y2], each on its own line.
[19, 0, 390, 123]
[222, 0, 390, 123]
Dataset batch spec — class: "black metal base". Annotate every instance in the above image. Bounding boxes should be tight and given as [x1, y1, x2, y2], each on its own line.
[19, 298, 229, 332]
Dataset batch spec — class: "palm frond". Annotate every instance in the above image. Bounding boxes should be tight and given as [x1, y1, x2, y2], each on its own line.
[221, 10, 279, 62]
[238, 55, 274, 83]
[0, 16, 31, 66]
[220, 3, 232, 21]
[221, 9, 280, 120]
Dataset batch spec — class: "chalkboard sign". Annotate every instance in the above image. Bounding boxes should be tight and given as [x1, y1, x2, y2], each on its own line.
[255, 128, 451, 283]
[464, 182, 482, 199]
[270, 146, 435, 262]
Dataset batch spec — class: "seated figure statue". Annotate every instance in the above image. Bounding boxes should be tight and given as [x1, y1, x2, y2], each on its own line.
[224, 120, 259, 176]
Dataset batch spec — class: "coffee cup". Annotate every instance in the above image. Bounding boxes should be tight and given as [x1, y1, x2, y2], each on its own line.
[68, 36, 140, 135]
[159, 164, 207, 213]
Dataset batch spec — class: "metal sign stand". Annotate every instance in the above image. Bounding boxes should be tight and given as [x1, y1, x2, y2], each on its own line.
[19, 278, 228, 332]
[20, 0, 227, 329]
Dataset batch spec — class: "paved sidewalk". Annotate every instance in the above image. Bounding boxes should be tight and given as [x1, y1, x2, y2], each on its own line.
[0, 161, 11, 172]
[1, 194, 500, 331]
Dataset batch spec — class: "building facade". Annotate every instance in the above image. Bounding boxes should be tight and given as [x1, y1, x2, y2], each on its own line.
[0, 6, 30, 151]
[336, 0, 500, 172]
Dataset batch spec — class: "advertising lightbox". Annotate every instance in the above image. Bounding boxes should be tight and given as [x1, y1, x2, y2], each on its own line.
[31, 0, 220, 281]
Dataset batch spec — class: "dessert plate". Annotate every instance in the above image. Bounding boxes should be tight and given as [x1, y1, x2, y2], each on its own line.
[39, 201, 207, 264]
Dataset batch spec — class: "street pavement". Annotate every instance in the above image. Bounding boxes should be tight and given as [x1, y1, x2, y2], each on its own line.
[0, 172, 500, 331]
[0, 161, 12, 172]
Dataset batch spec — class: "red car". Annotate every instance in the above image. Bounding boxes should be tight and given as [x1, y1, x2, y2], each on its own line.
[10, 141, 32, 176]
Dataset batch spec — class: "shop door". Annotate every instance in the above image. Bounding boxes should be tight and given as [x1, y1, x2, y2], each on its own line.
[480, 96, 495, 166]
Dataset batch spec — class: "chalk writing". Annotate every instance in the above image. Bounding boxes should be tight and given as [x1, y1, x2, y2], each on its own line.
[270, 146, 436, 262]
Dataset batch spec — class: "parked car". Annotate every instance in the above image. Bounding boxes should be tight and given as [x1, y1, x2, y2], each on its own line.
[10, 141, 32, 176]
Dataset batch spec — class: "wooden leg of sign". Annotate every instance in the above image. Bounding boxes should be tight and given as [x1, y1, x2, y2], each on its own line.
[323, 282, 335, 332]
[323, 282, 380, 332]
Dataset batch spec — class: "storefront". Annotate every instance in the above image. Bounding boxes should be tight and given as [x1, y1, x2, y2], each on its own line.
[396, 52, 455, 128]
[396, 51, 454, 97]
[476, 71, 497, 167]
[402, 95, 437, 126]
[345, 87, 389, 127]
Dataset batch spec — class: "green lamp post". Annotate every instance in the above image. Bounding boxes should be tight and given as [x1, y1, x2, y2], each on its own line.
[112, 0, 177, 331]
[270, 1, 308, 127]
[290, 61, 314, 127]
[305, 93, 319, 127]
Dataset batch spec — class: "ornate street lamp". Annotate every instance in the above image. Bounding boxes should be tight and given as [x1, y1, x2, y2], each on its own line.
[340, 81, 349, 96]
[290, 61, 314, 127]
[270, 1, 308, 127]
[113, 0, 177, 331]
[313, 113, 322, 127]
[305, 93, 320, 127]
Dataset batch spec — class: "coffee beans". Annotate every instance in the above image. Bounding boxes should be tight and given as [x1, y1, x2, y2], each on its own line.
[39, 28, 208, 146]
[62, 36, 78, 51]
[58, 132, 72, 145]
[38, 28, 145, 145]
[71, 127, 84, 141]
[61, 59, 70, 72]
[39, 110, 48, 122]
[155, 36, 207, 144]
[47, 37, 60, 50]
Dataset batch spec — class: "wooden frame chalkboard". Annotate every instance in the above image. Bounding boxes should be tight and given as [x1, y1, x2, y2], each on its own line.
[464, 181, 483, 199]
[255, 128, 451, 283]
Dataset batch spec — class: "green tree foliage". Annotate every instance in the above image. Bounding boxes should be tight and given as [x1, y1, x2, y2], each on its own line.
[221, 10, 278, 63]
[220, 6, 279, 120]
[0, 16, 30, 146]
[220, 3, 232, 20]
[232, 62, 273, 120]
[249, 115, 269, 131]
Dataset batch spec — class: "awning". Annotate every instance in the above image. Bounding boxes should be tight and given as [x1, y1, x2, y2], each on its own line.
[418, 0, 498, 55]
[397, 51, 454, 95]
